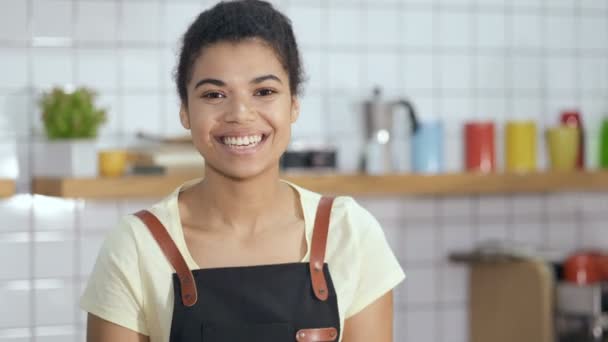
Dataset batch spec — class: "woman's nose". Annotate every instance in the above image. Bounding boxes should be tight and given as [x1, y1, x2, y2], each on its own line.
[224, 95, 255, 123]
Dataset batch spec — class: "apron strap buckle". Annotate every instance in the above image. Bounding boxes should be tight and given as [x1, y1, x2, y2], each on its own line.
[296, 327, 338, 341]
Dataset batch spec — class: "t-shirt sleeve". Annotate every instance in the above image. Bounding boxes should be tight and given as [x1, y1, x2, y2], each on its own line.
[79, 217, 149, 335]
[345, 200, 406, 318]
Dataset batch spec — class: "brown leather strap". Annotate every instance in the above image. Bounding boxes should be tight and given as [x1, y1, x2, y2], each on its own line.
[296, 327, 338, 342]
[133, 210, 198, 307]
[309, 196, 334, 301]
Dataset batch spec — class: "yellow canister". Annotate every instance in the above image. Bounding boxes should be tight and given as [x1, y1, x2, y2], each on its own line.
[505, 121, 537, 172]
[546, 126, 579, 171]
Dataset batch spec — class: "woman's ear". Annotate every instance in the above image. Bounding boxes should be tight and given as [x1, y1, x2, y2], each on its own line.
[290, 97, 300, 123]
[179, 103, 191, 129]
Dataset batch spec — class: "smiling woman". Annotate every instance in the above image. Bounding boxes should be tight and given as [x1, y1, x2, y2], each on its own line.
[79, 1, 404, 342]
[181, 39, 298, 180]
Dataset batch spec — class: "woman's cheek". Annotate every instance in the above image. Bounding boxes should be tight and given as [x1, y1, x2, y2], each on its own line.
[187, 118, 213, 148]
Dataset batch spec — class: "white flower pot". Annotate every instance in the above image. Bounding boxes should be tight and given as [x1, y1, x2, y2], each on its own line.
[33, 139, 98, 178]
[0, 140, 19, 178]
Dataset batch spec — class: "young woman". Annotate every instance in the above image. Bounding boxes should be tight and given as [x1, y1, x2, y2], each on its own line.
[80, 1, 405, 341]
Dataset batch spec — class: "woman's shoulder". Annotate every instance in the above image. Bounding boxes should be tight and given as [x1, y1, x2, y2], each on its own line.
[80, 202, 178, 337]
[100, 184, 183, 256]
[326, 196, 386, 260]
[291, 182, 383, 244]
[294, 186, 406, 318]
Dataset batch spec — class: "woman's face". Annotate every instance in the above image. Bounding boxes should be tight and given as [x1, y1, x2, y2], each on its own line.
[181, 39, 299, 180]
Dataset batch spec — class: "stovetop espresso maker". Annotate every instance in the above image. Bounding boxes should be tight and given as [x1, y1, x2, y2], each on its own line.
[361, 87, 419, 174]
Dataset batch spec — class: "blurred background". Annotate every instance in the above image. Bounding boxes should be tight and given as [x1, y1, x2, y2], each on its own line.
[1, 0, 608, 341]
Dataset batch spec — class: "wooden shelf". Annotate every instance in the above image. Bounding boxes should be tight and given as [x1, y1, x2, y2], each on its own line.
[0, 179, 16, 198]
[291, 171, 608, 196]
[31, 171, 608, 199]
[32, 173, 200, 199]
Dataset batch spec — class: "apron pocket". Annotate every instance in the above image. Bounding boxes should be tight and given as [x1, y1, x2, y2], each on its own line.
[202, 322, 293, 341]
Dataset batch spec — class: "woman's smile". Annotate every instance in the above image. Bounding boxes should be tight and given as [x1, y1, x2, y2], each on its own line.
[215, 132, 271, 155]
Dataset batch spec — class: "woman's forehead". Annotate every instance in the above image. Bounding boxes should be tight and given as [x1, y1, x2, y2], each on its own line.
[190, 39, 288, 82]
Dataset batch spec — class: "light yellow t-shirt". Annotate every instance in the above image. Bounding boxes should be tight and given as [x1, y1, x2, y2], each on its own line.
[80, 179, 405, 341]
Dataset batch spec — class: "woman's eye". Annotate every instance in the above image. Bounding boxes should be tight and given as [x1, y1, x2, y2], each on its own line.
[202, 92, 225, 99]
[255, 88, 276, 96]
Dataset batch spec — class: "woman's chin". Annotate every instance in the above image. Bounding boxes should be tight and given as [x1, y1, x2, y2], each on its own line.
[206, 162, 277, 181]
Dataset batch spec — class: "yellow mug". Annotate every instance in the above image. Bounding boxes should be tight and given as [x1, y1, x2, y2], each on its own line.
[98, 149, 128, 177]
[505, 121, 537, 173]
[546, 126, 579, 171]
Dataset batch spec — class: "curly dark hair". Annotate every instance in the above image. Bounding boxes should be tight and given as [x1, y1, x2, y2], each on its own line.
[175, 0, 304, 105]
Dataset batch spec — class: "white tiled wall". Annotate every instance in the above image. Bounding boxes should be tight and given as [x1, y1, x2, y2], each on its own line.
[1, 0, 608, 341]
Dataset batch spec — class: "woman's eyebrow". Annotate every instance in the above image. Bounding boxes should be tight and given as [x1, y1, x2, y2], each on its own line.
[194, 78, 225, 89]
[193, 74, 282, 89]
[251, 74, 282, 84]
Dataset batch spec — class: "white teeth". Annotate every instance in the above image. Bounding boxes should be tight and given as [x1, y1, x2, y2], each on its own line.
[222, 134, 262, 147]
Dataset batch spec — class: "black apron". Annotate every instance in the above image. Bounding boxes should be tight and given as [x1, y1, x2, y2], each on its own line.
[134, 196, 341, 342]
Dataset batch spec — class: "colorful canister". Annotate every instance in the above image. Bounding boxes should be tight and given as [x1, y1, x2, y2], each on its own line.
[560, 110, 585, 169]
[545, 126, 579, 171]
[505, 120, 537, 172]
[600, 118, 608, 169]
[412, 121, 443, 174]
[464, 121, 495, 172]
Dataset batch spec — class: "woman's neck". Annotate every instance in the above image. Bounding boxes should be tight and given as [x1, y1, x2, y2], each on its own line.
[185, 166, 295, 236]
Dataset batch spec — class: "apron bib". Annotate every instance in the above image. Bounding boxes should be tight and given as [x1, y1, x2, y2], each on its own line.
[135, 196, 340, 342]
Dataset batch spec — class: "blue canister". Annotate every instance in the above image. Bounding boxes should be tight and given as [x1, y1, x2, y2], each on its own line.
[412, 121, 443, 173]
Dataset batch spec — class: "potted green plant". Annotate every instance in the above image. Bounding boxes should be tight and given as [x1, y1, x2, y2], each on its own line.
[40, 87, 107, 139]
[33, 87, 108, 177]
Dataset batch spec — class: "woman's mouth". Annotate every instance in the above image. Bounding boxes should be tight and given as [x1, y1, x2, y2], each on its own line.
[218, 134, 268, 151]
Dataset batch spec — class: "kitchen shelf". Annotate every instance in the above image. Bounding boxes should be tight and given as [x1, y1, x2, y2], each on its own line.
[32, 173, 201, 199]
[31, 170, 608, 198]
[0, 179, 16, 198]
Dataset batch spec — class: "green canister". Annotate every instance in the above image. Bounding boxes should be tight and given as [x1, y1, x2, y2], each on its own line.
[601, 118, 608, 168]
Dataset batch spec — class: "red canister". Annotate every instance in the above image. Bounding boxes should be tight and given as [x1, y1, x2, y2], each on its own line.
[465, 121, 496, 172]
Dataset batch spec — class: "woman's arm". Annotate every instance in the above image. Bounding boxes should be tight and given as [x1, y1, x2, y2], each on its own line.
[86, 314, 150, 342]
[341, 290, 394, 342]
